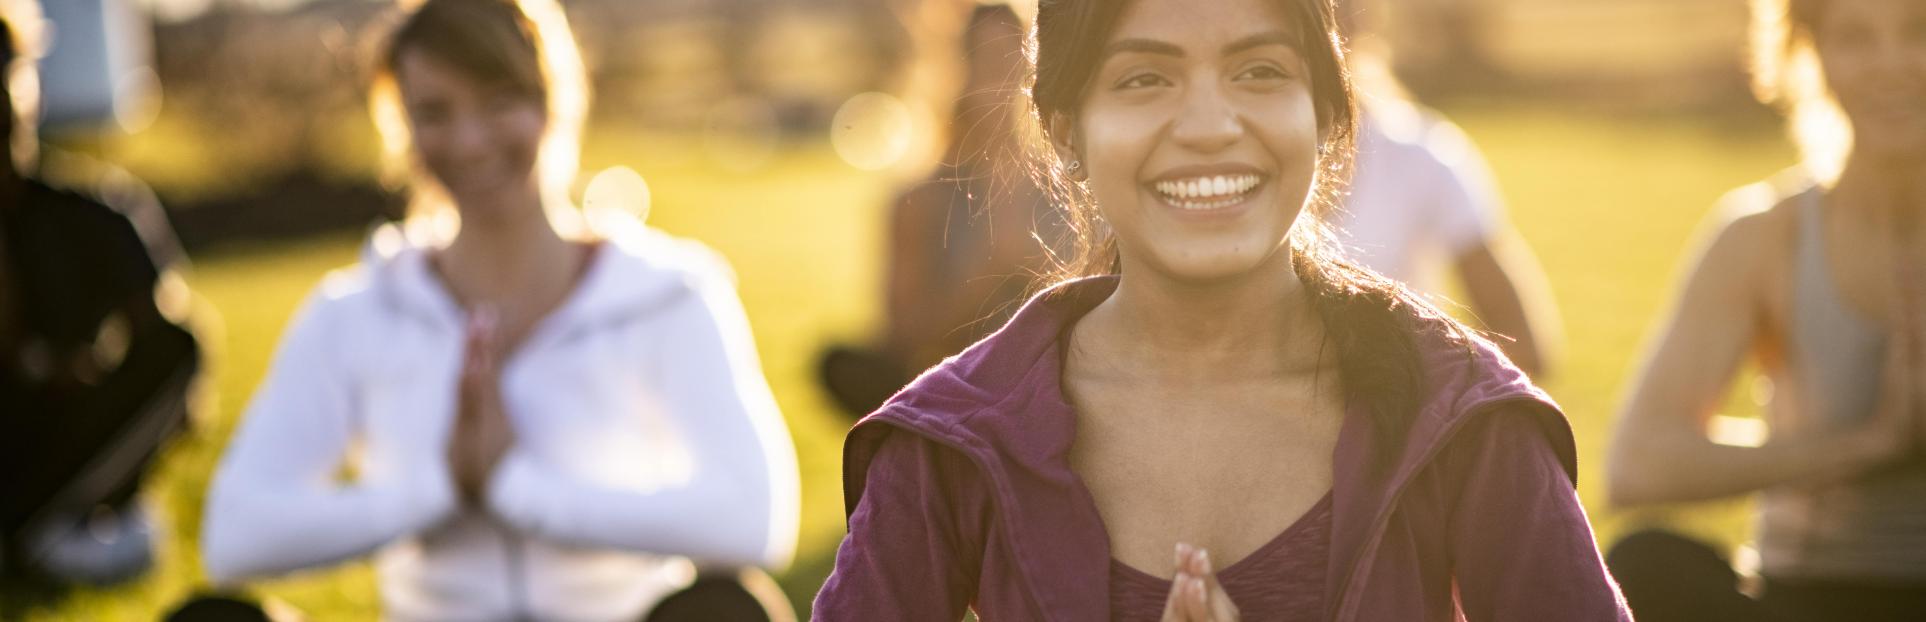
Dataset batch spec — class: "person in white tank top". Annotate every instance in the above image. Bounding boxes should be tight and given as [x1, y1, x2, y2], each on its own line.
[1606, 1, 1926, 620]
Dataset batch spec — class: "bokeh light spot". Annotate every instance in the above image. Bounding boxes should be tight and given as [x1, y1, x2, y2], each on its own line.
[830, 91, 912, 171]
[584, 165, 651, 225]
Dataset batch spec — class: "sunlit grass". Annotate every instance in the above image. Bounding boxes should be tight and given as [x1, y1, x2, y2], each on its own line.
[22, 101, 1797, 619]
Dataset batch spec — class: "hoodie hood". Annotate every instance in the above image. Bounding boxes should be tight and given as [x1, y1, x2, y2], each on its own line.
[347, 213, 735, 348]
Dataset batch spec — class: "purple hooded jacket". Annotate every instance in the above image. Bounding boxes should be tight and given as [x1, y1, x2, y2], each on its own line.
[814, 277, 1630, 621]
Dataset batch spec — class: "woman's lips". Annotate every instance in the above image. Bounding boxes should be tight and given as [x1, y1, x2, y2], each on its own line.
[1149, 173, 1265, 212]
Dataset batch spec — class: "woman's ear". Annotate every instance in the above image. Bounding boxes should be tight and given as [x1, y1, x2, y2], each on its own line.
[1048, 112, 1085, 181]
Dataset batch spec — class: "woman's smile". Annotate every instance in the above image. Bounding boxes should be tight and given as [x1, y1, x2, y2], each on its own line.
[1146, 164, 1271, 216]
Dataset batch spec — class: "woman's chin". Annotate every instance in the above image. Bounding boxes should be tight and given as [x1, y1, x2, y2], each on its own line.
[448, 182, 538, 218]
[1139, 247, 1292, 286]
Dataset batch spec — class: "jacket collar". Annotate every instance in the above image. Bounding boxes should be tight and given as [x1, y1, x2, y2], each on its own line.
[848, 276, 1111, 618]
[846, 276, 1569, 620]
[355, 214, 719, 347]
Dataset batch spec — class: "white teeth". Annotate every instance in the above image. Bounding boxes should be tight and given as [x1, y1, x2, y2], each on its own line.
[1152, 174, 1262, 209]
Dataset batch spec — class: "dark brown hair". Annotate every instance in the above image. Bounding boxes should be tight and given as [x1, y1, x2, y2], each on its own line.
[383, 0, 547, 103]
[1024, 0, 1470, 466]
[369, 0, 589, 221]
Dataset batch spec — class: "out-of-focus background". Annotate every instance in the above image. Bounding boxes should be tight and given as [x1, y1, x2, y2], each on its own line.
[20, 0, 1786, 618]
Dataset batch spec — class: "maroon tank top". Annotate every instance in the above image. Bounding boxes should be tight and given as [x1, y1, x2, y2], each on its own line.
[1108, 491, 1333, 621]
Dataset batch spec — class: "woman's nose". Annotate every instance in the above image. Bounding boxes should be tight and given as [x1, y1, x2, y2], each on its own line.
[1169, 81, 1243, 154]
[450, 112, 493, 153]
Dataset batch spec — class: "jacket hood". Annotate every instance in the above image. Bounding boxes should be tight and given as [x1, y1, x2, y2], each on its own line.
[343, 213, 735, 345]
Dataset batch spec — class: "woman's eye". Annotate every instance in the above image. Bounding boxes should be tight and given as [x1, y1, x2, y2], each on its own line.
[1116, 73, 1170, 90]
[1235, 65, 1290, 81]
[486, 94, 522, 113]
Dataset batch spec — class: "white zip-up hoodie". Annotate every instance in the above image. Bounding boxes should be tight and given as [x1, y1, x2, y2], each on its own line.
[201, 221, 800, 621]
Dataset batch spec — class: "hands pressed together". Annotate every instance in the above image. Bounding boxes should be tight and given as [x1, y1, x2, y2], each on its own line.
[448, 307, 515, 505]
[1159, 543, 1241, 622]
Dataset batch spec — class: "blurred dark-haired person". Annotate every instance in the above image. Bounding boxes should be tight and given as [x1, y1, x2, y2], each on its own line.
[818, 3, 1064, 418]
[195, 1, 798, 620]
[1331, 0, 1562, 380]
[0, 1, 201, 592]
[812, 0, 1629, 619]
[1606, 0, 1926, 620]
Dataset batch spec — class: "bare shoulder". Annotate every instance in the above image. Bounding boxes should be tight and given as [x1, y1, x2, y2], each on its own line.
[1664, 179, 1822, 354]
[1689, 179, 1809, 285]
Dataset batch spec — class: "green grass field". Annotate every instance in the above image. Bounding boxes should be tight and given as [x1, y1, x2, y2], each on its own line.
[18, 100, 1795, 619]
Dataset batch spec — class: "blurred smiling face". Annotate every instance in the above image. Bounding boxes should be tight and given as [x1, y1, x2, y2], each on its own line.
[1815, 0, 1926, 158]
[395, 49, 547, 214]
[1072, 0, 1323, 283]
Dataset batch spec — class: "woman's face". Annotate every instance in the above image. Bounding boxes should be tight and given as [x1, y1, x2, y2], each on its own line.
[1071, 0, 1322, 283]
[395, 49, 547, 215]
[1815, 0, 1926, 159]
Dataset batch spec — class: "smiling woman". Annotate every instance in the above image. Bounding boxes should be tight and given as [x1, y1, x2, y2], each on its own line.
[189, 1, 801, 621]
[811, 0, 1630, 620]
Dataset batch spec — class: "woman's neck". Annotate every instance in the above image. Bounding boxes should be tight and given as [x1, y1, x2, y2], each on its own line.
[1074, 250, 1319, 384]
[437, 197, 579, 307]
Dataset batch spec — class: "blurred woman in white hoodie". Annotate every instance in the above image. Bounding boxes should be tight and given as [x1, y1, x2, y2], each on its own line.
[195, 1, 800, 619]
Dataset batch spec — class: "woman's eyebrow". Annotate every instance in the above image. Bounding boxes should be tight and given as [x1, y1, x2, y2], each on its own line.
[1100, 30, 1299, 64]
[1101, 38, 1185, 62]
[1221, 31, 1296, 57]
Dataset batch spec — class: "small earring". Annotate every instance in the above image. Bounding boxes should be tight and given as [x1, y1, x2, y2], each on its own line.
[1066, 160, 1081, 173]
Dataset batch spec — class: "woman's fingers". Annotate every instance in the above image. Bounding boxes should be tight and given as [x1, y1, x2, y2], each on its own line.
[1186, 548, 1239, 621]
[1152, 544, 1237, 622]
[1184, 548, 1212, 621]
[1159, 576, 1190, 622]
[1173, 563, 1210, 620]
[460, 307, 502, 403]
[451, 307, 504, 504]
[1159, 544, 1194, 622]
